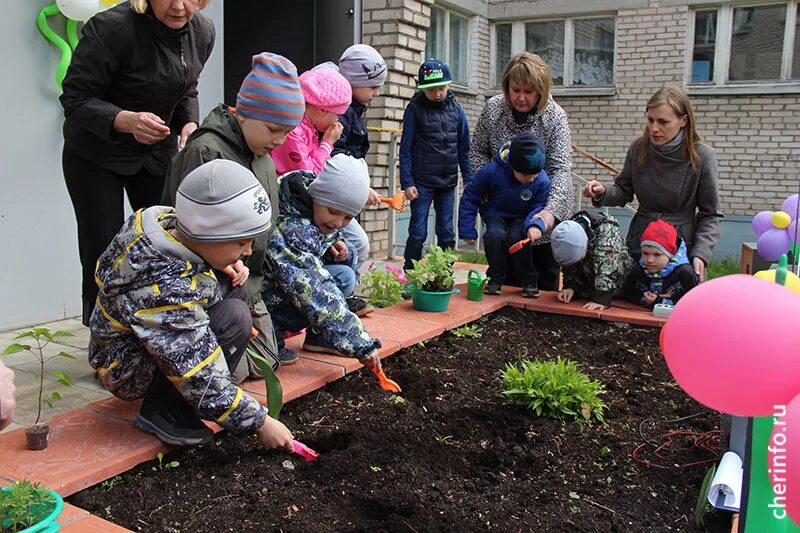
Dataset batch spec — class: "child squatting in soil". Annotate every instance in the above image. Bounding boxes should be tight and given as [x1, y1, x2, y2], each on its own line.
[88, 160, 294, 451]
[550, 210, 635, 310]
[261, 153, 383, 371]
[458, 132, 551, 298]
[625, 219, 699, 307]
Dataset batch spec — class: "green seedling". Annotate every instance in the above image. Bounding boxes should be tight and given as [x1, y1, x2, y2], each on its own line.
[434, 434, 454, 446]
[388, 394, 406, 405]
[0, 480, 57, 532]
[451, 325, 483, 338]
[152, 452, 180, 472]
[2, 328, 75, 425]
[100, 476, 122, 491]
[369, 466, 382, 473]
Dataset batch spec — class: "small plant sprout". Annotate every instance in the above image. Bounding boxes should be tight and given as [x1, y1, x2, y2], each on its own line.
[152, 452, 180, 472]
[434, 434, 454, 446]
[451, 325, 483, 338]
[388, 394, 406, 405]
[1, 327, 76, 426]
[500, 357, 607, 429]
[369, 466, 382, 473]
[0, 480, 57, 532]
[100, 476, 122, 491]
[359, 262, 407, 308]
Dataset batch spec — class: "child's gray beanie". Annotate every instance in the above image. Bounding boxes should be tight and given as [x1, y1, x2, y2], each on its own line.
[308, 154, 370, 217]
[338, 44, 387, 87]
[176, 160, 272, 242]
[550, 220, 588, 266]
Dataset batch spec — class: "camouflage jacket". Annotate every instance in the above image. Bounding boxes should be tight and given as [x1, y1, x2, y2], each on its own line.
[561, 210, 635, 307]
[262, 171, 381, 359]
[88, 207, 266, 433]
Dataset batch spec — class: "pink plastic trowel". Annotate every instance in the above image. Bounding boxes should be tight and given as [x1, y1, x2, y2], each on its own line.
[292, 439, 319, 462]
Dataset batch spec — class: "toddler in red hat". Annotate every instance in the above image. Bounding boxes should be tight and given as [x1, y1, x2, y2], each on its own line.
[625, 219, 699, 307]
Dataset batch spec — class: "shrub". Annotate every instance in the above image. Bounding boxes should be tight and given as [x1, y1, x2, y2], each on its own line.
[360, 263, 406, 308]
[0, 480, 57, 532]
[500, 357, 607, 429]
[405, 245, 459, 292]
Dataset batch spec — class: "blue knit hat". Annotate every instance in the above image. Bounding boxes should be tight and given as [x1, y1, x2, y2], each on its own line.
[509, 132, 546, 175]
[236, 53, 305, 126]
[417, 59, 452, 89]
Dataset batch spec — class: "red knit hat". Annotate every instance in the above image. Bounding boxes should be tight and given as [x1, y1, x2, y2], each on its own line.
[641, 220, 678, 258]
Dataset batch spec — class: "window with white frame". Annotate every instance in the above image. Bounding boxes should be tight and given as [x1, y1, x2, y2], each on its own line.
[690, 3, 799, 85]
[425, 5, 469, 85]
[493, 16, 615, 87]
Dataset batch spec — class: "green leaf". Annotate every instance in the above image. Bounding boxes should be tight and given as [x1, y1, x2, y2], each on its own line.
[14, 331, 35, 340]
[58, 351, 78, 360]
[50, 391, 62, 401]
[248, 348, 283, 419]
[52, 371, 74, 387]
[52, 331, 75, 337]
[695, 465, 716, 526]
[168, 461, 180, 468]
[569, 491, 580, 500]
[2, 343, 29, 355]
[32, 327, 52, 341]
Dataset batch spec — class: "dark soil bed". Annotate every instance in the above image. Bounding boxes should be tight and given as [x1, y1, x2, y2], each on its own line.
[70, 308, 731, 532]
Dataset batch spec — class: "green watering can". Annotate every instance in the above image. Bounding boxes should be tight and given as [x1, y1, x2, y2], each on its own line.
[466, 269, 489, 301]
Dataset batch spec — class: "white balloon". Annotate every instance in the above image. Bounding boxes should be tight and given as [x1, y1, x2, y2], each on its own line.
[56, 0, 101, 22]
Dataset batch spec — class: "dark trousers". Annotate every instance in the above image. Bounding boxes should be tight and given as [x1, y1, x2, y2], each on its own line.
[403, 185, 456, 270]
[63, 145, 165, 325]
[532, 242, 561, 291]
[624, 263, 699, 306]
[483, 216, 538, 286]
[145, 283, 253, 403]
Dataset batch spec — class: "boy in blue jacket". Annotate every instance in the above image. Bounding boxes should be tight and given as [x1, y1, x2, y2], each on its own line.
[400, 59, 473, 270]
[458, 132, 551, 297]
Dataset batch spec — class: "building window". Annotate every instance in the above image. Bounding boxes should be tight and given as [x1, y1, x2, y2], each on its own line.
[425, 5, 470, 85]
[690, 3, 799, 86]
[494, 16, 616, 88]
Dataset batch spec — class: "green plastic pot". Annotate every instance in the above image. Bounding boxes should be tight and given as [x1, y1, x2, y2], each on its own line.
[411, 288, 460, 312]
[0, 486, 63, 532]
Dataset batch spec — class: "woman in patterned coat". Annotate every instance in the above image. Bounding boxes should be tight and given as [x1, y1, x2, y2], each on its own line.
[469, 52, 574, 290]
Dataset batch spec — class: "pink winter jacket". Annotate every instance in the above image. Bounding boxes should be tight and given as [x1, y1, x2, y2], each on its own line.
[271, 116, 333, 176]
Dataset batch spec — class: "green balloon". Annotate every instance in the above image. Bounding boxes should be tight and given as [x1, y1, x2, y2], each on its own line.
[37, 3, 73, 90]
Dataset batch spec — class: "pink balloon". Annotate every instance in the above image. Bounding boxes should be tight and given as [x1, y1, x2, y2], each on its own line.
[758, 228, 792, 262]
[660, 275, 800, 416]
[782, 194, 799, 221]
[767, 392, 800, 523]
[753, 210, 776, 236]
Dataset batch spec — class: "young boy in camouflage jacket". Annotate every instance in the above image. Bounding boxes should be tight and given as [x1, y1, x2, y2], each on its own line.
[262, 154, 383, 368]
[89, 160, 293, 450]
[550, 210, 635, 310]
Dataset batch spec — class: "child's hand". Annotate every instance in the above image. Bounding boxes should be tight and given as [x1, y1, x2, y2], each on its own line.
[323, 122, 344, 144]
[223, 260, 249, 287]
[366, 188, 382, 207]
[464, 239, 475, 245]
[404, 187, 419, 201]
[256, 416, 294, 452]
[583, 301, 607, 311]
[643, 291, 658, 305]
[583, 180, 605, 199]
[527, 226, 543, 242]
[328, 240, 349, 262]
[360, 350, 382, 373]
[558, 288, 574, 303]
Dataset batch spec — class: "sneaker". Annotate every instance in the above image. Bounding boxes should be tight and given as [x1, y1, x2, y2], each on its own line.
[484, 283, 503, 295]
[521, 283, 540, 298]
[347, 296, 375, 317]
[303, 330, 346, 357]
[278, 346, 298, 365]
[134, 396, 214, 446]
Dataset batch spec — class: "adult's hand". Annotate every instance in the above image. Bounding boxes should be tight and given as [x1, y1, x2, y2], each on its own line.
[582, 180, 605, 199]
[256, 416, 294, 452]
[113, 111, 171, 145]
[404, 187, 419, 201]
[179, 122, 198, 149]
[0, 361, 16, 431]
[692, 257, 706, 282]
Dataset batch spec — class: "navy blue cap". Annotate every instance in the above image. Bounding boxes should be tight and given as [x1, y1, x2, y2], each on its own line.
[509, 132, 546, 175]
[418, 59, 452, 89]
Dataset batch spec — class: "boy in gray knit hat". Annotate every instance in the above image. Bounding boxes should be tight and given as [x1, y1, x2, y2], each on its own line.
[90, 160, 294, 451]
[262, 154, 383, 370]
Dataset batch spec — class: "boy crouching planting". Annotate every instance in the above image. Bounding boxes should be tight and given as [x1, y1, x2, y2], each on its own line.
[89, 159, 293, 450]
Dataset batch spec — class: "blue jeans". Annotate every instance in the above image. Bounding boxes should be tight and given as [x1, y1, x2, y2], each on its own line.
[403, 185, 456, 270]
[483, 216, 538, 286]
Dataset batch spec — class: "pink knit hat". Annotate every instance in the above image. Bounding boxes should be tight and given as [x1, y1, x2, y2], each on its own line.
[299, 68, 352, 115]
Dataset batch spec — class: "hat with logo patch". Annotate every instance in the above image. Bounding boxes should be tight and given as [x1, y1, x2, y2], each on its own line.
[417, 58, 452, 89]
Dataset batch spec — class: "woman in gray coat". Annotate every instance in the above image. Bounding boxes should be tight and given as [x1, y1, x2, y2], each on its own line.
[583, 86, 722, 280]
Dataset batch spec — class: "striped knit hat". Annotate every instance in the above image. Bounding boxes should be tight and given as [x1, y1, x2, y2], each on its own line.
[236, 53, 305, 126]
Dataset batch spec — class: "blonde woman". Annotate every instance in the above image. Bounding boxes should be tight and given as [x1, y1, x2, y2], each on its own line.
[583, 86, 722, 280]
[60, 0, 215, 325]
[469, 52, 574, 290]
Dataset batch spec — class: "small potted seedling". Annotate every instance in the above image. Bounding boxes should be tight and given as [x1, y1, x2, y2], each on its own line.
[1, 327, 75, 450]
[405, 245, 460, 312]
[0, 480, 64, 532]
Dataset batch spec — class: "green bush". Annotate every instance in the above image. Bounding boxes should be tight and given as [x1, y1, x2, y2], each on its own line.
[500, 357, 607, 429]
[0, 481, 56, 532]
[360, 264, 405, 308]
[406, 245, 459, 292]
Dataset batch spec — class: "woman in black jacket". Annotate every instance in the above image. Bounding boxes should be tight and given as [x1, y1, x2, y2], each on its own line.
[60, 0, 215, 325]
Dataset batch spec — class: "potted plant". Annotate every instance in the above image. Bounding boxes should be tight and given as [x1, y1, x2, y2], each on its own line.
[1, 327, 75, 450]
[0, 480, 64, 532]
[405, 245, 461, 312]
